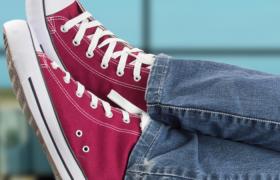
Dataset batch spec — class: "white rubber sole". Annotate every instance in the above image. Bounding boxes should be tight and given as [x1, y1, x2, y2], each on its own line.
[26, 0, 66, 70]
[4, 20, 86, 180]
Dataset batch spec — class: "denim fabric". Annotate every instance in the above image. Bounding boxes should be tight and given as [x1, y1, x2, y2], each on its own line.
[125, 55, 280, 180]
[147, 55, 280, 152]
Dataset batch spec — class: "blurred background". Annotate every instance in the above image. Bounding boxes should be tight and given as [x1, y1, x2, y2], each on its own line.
[1, 0, 280, 179]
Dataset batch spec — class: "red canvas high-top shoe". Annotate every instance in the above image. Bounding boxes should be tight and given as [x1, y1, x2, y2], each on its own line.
[26, 0, 155, 113]
[4, 20, 147, 180]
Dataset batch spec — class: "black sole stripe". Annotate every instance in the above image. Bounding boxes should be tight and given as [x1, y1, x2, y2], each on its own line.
[28, 77, 74, 180]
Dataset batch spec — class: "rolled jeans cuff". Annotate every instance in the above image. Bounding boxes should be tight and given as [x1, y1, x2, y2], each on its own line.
[145, 54, 170, 105]
[145, 55, 280, 152]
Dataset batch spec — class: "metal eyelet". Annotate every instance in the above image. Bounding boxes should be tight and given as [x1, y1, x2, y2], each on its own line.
[63, 77, 70, 84]
[82, 146, 90, 153]
[106, 112, 113, 119]
[101, 63, 109, 69]
[76, 130, 83, 137]
[76, 91, 83, 98]
[51, 65, 58, 70]
[51, 63, 58, 70]
[116, 71, 124, 77]
[60, 25, 68, 33]
[86, 52, 94, 59]
[123, 118, 131, 124]
[72, 39, 80, 46]
[134, 76, 142, 82]
[90, 103, 98, 109]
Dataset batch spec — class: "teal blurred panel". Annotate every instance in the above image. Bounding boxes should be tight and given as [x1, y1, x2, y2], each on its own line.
[0, 0, 26, 47]
[0, 106, 52, 175]
[151, 0, 280, 48]
[0, 0, 25, 88]
[0, 56, 10, 88]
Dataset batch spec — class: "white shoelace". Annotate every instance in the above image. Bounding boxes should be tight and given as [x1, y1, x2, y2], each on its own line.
[51, 61, 131, 123]
[61, 11, 155, 81]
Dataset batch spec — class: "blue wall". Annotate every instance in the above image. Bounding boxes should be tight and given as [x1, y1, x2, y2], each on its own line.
[1, 0, 280, 88]
[151, 0, 280, 48]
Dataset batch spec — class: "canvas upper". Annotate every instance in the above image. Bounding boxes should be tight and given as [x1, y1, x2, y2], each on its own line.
[26, 0, 155, 113]
[38, 52, 142, 179]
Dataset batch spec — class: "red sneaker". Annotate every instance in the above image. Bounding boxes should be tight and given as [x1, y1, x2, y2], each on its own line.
[4, 20, 146, 180]
[26, 0, 155, 113]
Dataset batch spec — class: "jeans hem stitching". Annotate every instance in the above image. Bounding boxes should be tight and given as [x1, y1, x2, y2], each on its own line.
[127, 170, 196, 180]
[148, 104, 280, 127]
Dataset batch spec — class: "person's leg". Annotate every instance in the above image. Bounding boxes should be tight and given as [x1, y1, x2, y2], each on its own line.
[146, 54, 280, 152]
[125, 119, 280, 180]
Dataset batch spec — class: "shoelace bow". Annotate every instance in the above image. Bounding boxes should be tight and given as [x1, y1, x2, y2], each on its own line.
[51, 61, 131, 123]
[61, 11, 155, 81]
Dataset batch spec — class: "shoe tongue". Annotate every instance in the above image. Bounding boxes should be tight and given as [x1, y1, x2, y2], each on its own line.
[44, 0, 77, 16]
[53, 1, 82, 19]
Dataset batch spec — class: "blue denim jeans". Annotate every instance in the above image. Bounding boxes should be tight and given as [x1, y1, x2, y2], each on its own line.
[125, 55, 280, 180]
